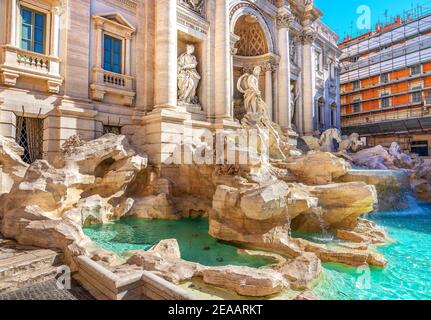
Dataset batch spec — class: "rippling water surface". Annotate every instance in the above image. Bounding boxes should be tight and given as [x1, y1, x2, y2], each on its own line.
[84, 200, 431, 300]
[83, 217, 273, 268]
[313, 199, 431, 300]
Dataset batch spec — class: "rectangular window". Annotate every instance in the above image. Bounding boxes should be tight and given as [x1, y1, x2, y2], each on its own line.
[410, 82, 423, 90]
[20, 7, 45, 54]
[381, 73, 389, 84]
[381, 97, 391, 108]
[411, 141, 429, 157]
[410, 65, 422, 76]
[352, 80, 360, 90]
[411, 92, 422, 103]
[104, 35, 122, 73]
[353, 100, 361, 113]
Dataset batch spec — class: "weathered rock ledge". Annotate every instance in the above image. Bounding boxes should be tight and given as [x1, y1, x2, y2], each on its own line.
[0, 133, 392, 299]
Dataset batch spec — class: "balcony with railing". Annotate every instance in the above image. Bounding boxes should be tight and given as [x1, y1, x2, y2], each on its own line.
[0, 45, 63, 93]
[90, 67, 135, 107]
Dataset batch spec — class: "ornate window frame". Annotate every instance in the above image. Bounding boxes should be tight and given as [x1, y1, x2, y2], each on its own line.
[90, 13, 136, 107]
[0, 0, 64, 93]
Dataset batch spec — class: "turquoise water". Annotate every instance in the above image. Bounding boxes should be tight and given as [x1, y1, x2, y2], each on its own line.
[313, 199, 431, 300]
[83, 218, 273, 268]
[84, 202, 431, 300]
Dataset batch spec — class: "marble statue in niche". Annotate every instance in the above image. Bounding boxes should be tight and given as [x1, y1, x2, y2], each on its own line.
[177, 44, 201, 106]
[237, 66, 266, 115]
[237, 66, 287, 160]
[290, 83, 300, 124]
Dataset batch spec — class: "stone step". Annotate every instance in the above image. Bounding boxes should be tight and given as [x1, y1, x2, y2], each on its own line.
[0, 266, 59, 294]
[0, 248, 61, 294]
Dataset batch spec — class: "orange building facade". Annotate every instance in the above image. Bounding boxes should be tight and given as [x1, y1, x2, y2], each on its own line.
[339, 13, 431, 156]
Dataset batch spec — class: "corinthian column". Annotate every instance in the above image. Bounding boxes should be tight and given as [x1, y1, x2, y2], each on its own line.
[154, 0, 177, 108]
[214, 0, 232, 121]
[276, 9, 293, 130]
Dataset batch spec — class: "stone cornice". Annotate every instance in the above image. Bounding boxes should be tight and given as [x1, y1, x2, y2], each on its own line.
[101, 0, 137, 14]
[177, 5, 210, 35]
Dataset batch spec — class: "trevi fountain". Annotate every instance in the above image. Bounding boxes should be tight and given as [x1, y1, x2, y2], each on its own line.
[0, 0, 430, 301]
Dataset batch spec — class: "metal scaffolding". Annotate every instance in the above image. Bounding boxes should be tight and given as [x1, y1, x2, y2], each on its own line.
[340, 2, 431, 135]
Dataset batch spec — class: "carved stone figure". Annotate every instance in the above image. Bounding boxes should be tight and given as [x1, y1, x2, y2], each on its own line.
[237, 66, 267, 116]
[178, 44, 201, 105]
[237, 66, 287, 160]
[290, 84, 300, 123]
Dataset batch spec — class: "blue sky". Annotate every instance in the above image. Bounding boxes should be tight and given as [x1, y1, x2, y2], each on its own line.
[315, 0, 431, 41]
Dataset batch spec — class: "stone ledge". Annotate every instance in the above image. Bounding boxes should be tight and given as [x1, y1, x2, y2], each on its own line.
[74, 255, 195, 300]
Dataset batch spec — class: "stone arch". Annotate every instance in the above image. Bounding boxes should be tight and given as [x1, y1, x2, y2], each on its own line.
[230, 2, 275, 54]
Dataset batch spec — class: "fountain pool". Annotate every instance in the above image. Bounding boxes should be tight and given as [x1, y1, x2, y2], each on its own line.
[84, 200, 431, 300]
[83, 218, 274, 268]
[312, 199, 431, 300]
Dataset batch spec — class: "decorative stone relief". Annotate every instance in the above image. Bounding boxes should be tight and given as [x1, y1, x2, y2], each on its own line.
[299, 27, 317, 44]
[290, 36, 298, 64]
[276, 13, 294, 29]
[177, 44, 201, 106]
[178, 0, 205, 17]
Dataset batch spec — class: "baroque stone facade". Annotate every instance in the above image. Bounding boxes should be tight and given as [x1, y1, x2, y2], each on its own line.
[0, 0, 340, 165]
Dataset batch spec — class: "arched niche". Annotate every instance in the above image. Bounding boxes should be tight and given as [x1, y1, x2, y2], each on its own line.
[230, 3, 275, 54]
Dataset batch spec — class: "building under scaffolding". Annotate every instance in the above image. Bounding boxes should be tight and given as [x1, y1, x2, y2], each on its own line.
[339, 3, 431, 156]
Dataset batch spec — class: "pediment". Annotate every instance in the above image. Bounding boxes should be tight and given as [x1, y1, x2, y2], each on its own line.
[94, 12, 136, 32]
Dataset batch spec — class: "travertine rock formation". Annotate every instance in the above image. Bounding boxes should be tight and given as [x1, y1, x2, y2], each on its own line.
[337, 169, 411, 211]
[388, 142, 415, 169]
[126, 239, 322, 297]
[0, 136, 29, 195]
[0, 133, 389, 299]
[292, 182, 378, 231]
[350, 145, 397, 170]
[285, 151, 351, 185]
[300, 129, 364, 154]
[411, 159, 431, 201]
[0, 134, 149, 271]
